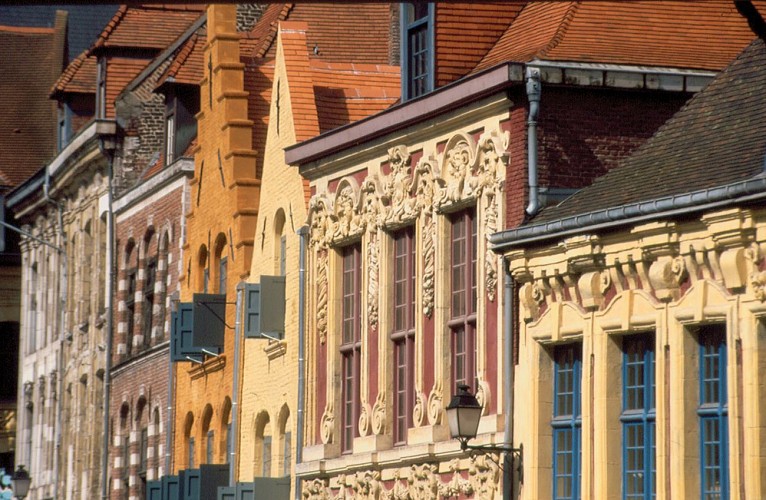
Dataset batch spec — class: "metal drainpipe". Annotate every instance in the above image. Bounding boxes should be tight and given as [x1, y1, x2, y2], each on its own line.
[230, 283, 244, 486]
[502, 261, 516, 500]
[295, 225, 309, 500]
[525, 67, 542, 217]
[99, 139, 115, 500]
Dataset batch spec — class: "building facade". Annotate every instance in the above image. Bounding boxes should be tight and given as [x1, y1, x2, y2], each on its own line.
[493, 36, 766, 500]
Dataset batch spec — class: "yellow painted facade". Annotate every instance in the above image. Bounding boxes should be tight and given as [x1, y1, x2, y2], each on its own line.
[505, 207, 766, 499]
[173, 4, 258, 473]
[237, 27, 306, 490]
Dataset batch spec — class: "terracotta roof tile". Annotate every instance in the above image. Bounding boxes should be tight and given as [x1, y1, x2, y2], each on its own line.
[92, 4, 204, 52]
[533, 38, 766, 223]
[241, 3, 292, 59]
[474, 1, 763, 73]
[105, 56, 151, 117]
[156, 26, 205, 90]
[0, 24, 62, 187]
[51, 49, 97, 96]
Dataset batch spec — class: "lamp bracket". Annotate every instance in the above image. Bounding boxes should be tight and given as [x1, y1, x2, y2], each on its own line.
[461, 442, 523, 482]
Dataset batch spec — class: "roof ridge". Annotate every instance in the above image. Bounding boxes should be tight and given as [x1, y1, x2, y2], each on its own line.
[537, 1, 580, 59]
[92, 5, 128, 51]
[50, 49, 89, 96]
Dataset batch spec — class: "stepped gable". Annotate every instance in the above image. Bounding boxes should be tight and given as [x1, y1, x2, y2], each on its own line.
[0, 24, 62, 187]
[534, 38, 766, 223]
[474, 0, 764, 72]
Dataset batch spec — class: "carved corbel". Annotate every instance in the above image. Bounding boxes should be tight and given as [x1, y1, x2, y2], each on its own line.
[426, 380, 443, 425]
[320, 404, 335, 445]
[412, 391, 428, 428]
[475, 380, 491, 416]
[371, 392, 386, 435]
[719, 247, 749, 289]
[358, 402, 372, 437]
[578, 270, 611, 310]
[751, 271, 766, 302]
[648, 256, 686, 301]
[519, 282, 545, 320]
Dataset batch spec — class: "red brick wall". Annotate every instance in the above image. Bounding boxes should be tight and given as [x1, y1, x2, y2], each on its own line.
[505, 86, 691, 229]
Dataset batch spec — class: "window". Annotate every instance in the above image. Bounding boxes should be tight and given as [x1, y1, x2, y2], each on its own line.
[622, 334, 656, 500]
[280, 235, 287, 277]
[262, 436, 272, 477]
[206, 430, 215, 464]
[166, 111, 176, 165]
[283, 431, 291, 477]
[340, 244, 362, 453]
[699, 325, 728, 500]
[226, 422, 232, 464]
[58, 104, 71, 151]
[29, 263, 38, 354]
[188, 437, 195, 468]
[219, 256, 227, 295]
[144, 258, 156, 345]
[392, 227, 416, 445]
[553, 344, 582, 500]
[203, 268, 209, 293]
[126, 268, 137, 355]
[139, 427, 148, 497]
[401, 2, 434, 100]
[96, 58, 106, 118]
[449, 209, 477, 391]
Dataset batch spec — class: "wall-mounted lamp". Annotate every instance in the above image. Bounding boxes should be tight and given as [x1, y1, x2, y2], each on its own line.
[446, 384, 523, 483]
[11, 464, 31, 499]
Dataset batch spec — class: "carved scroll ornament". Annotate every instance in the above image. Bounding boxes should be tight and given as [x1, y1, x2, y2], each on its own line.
[320, 404, 335, 445]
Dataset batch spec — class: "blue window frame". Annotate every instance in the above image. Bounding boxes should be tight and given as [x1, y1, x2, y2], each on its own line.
[621, 333, 656, 500]
[552, 343, 582, 500]
[401, 2, 434, 100]
[698, 325, 728, 500]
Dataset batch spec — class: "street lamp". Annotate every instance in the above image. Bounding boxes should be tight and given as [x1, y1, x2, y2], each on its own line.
[11, 465, 30, 499]
[446, 385, 523, 482]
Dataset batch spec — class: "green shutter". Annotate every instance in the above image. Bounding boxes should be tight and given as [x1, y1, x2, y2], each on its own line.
[244, 283, 261, 339]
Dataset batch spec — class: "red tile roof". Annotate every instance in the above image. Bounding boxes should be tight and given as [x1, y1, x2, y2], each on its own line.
[51, 49, 97, 96]
[0, 24, 62, 187]
[105, 56, 151, 117]
[155, 26, 205, 90]
[91, 4, 204, 53]
[474, 1, 764, 73]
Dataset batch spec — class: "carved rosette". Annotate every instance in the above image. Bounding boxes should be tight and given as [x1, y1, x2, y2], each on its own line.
[468, 454, 501, 498]
[426, 381, 443, 425]
[371, 392, 386, 435]
[320, 406, 335, 445]
[316, 251, 329, 344]
[412, 391, 427, 428]
[358, 402, 372, 437]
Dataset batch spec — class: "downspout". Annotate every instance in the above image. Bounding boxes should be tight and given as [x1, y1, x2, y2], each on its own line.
[295, 225, 309, 500]
[230, 283, 244, 486]
[44, 169, 66, 498]
[525, 67, 542, 217]
[502, 261, 516, 500]
[99, 138, 115, 500]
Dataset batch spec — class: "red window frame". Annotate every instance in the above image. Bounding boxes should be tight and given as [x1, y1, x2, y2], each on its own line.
[449, 208, 477, 392]
[340, 244, 362, 453]
[392, 227, 416, 445]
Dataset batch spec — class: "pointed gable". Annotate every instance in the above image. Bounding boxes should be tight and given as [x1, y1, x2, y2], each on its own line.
[278, 21, 321, 142]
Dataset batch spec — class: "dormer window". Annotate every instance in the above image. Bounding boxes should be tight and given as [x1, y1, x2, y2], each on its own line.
[58, 104, 71, 151]
[164, 86, 200, 166]
[401, 2, 434, 101]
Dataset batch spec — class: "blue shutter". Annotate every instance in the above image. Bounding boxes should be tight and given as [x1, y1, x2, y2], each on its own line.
[244, 284, 261, 339]
[147, 480, 162, 500]
[171, 304, 203, 362]
[181, 468, 201, 500]
[161, 475, 180, 500]
[260, 276, 286, 339]
[217, 487, 236, 500]
[191, 293, 226, 352]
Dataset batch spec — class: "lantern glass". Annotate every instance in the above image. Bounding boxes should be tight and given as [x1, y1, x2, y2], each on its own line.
[445, 384, 483, 442]
[11, 465, 31, 498]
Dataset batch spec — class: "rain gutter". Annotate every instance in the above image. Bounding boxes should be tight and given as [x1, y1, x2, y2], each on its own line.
[490, 175, 766, 252]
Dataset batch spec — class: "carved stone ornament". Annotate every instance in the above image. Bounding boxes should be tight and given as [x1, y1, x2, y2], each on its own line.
[367, 233, 379, 328]
[316, 250, 329, 344]
[468, 453, 501, 499]
[441, 136, 476, 205]
[751, 271, 766, 302]
[352, 470, 383, 498]
[439, 458, 474, 497]
[382, 469, 410, 500]
[358, 402, 372, 437]
[333, 182, 364, 242]
[309, 197, 334, 249]
[412, 391, 427, 428]
[426, 381, 443, 425]
[483, 191, 499, 302]
[421, 215, 436, 318]
[578, 270, 611, 310]
[23, 381, 33, 399]
[649, 255, 687, 301]
[407, 464, 439, 500]
[302, 478, 331, 500]
[475, 380, 491, 417]
[371, 392, 386, 435]
[49, 371, 57, 401]
[320, 405, 335, 445]
[519, 282, 545, 320]
[361, 177, 384, 232]
[38, 375, 46, 403]
[382, 145, 417, 225]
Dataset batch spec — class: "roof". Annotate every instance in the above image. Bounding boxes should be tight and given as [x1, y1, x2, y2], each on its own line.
[51, 49, 97, 96]
[310, 60, 400, 134]
[474, 1, 764, 73]
[155, 25, 206, 90]
[91, 4, 204, 53]
[532, 37, 766, 224]
[242, 2, 393, 64]
[0, 23, 64, 187]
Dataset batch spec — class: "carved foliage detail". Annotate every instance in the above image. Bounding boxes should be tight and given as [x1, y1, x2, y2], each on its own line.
[316, 250, 329, 344]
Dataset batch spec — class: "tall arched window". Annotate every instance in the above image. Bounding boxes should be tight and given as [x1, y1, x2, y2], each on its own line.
[201, 404, 214, 464]
[136, 397, 148, 498]
[152, 407, 161, 478]
[254, 411, 271, 477]
[273, 209, 286, 276]
[221, 397, 232, 464]
[184, 412, 195, 468]
[213, 233, 227, 296]
[119, 403, 130, 499]
[277, 405, 291, 477]
[142, 229, 157, 348]
[197, 245, 208, 293]
[124, 240, 138, 356]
